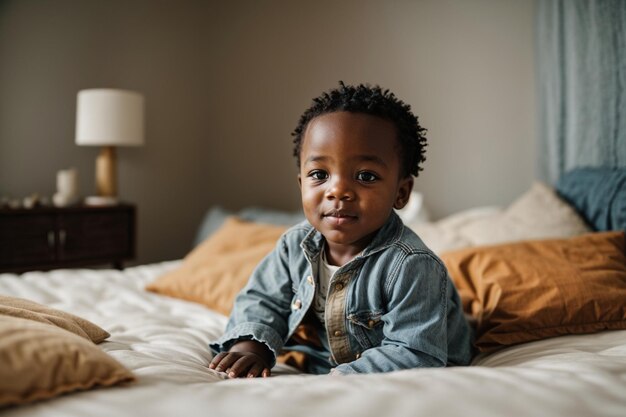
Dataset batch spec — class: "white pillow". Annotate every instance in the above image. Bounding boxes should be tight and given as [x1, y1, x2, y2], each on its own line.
[457, 182, 591, 246]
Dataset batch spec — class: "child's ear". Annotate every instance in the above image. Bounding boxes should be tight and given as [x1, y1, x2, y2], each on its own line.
[394, 176, 414, 209]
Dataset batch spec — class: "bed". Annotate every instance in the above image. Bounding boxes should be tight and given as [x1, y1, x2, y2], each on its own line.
[1, 168, 626, 417]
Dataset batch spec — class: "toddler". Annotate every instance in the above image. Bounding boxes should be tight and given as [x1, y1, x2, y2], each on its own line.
[209, 82, 473, 376]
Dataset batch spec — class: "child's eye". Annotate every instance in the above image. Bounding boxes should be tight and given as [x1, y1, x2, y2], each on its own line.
[357, 171, 379, 182]
[308, 170, 328, 181]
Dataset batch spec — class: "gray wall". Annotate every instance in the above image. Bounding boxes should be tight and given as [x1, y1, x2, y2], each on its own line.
[0, 0, 536, 265]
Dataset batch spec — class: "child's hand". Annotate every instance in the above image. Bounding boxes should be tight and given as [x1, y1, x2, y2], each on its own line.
[209, 340, 272, 378]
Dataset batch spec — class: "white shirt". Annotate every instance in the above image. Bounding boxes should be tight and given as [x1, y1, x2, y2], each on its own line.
[312, 246, 340, 325]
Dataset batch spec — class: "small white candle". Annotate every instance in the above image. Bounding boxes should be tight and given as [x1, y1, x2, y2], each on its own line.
[57, 168, 78, 197]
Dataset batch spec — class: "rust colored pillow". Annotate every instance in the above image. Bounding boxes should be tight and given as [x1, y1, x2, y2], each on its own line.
[0, 316, 134, 407]
[441, 231, 626, 352]
[146, 217, 288, 315]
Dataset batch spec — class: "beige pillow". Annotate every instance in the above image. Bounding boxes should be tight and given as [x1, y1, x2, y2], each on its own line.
[147, 217, 287, 315]
[457, 182, 591, 246]
[442, 231, 626, 352]
[408, 206, 503, 254]
[0, 316, 134, 407]
[0, 295, 109, 343]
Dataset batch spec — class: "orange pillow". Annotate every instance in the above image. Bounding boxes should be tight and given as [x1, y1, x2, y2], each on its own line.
[146, 217, 287, 315]
[441, 231, 626, 352]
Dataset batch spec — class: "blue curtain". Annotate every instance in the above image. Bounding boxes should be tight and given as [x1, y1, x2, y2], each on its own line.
[536, 0, 626, 184]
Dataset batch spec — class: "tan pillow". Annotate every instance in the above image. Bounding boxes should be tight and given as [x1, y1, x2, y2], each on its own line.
[0, 316, 134, 406]
[441, 231, 626, 352]
[0, 295, 109, 343]
[147, 217, 287, 315]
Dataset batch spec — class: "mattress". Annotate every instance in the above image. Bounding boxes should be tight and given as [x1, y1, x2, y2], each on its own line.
[1, 261, 625, 417]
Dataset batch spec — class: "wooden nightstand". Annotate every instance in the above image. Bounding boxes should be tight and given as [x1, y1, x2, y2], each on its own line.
[0, 203, 136, 273]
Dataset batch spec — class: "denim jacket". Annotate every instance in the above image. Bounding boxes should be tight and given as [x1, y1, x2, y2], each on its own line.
[209, 212, 473, 374]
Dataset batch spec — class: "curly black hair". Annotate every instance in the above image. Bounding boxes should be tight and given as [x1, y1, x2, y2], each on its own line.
[292, 81, 427, 178]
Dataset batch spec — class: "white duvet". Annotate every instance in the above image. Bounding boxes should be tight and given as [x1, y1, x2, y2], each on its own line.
[1, 262, 625, 417]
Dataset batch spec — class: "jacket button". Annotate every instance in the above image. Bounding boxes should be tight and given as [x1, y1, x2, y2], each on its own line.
[355, 352, 361, 359]
[333, 330, 342, 337]
[292, 299, 302, 309]
[334, 282, 343, 291]
[368, 319, 376, 328]
[307, 275, 314, 285]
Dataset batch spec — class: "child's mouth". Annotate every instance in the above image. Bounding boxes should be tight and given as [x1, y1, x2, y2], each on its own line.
[324, 211, 358, 225]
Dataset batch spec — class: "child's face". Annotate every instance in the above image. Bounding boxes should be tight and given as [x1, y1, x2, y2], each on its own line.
[298, 111, 413, 259]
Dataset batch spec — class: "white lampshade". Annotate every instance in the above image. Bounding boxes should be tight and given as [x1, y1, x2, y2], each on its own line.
[75, 89, 145, 146]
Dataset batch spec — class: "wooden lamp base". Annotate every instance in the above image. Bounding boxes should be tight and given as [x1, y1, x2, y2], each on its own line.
[90, 146, 119, 205]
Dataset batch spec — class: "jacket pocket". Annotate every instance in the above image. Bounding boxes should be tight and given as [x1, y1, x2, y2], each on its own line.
[347, 311, 383, 350]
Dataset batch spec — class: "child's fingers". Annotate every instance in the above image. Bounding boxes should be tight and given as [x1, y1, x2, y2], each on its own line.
[209, 352, 227, 368]
[228, 355, 257, 378]
[246, 362, 265, 378]
[210, 351, 270, 378]
[211, 353, 240, 373]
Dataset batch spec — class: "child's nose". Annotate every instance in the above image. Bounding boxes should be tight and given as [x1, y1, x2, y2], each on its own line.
[325, 177, 355, 201]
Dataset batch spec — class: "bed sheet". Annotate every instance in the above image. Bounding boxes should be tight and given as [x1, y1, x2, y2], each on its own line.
[1, 262, 626, 417]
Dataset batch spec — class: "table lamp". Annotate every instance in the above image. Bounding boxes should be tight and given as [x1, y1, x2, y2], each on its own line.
[75, 89, 144, 205]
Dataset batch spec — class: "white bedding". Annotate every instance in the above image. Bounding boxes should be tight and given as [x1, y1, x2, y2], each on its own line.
[1, 262, 626, 417]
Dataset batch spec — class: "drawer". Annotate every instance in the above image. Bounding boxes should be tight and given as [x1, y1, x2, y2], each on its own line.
[0, 214, 57, 266]
[58, 211, 133, 262]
